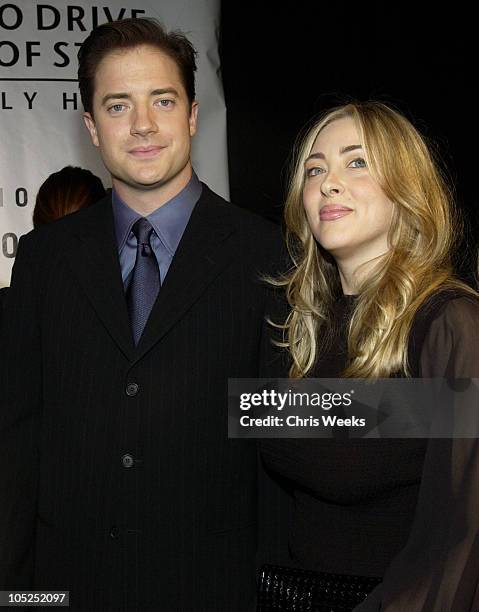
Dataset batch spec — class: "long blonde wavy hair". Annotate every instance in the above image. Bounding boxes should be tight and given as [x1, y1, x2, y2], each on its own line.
[272, 101, 475, 378]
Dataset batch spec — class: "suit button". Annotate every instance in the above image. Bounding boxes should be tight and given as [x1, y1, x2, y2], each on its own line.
[122, 453, 134, 468]
[126, 383, 139, 397]
[110, 526, 120, 539]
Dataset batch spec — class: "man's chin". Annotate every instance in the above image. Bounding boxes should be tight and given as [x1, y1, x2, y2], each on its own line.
[110, 164, 192, 196]
[113, 175, 168, 192]
[132, 179, 167, 191]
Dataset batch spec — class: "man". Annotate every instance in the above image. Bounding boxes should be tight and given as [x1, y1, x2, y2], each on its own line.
[0, 18, 283, 611]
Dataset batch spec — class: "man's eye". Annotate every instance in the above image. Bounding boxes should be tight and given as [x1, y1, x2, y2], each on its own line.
[109, 104, 126, 113]
[158, 99, 174, 108]
[349, 157, 367, 168]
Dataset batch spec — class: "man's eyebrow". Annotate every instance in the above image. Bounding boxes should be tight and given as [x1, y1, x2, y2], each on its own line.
[101, 92, 130, 106]
[100, 87, 180, 107]
[305, 144, 363, 163]
[151, 87, 179, 97]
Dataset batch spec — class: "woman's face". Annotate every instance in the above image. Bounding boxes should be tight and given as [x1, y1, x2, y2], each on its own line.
[303, 117, 394, 269]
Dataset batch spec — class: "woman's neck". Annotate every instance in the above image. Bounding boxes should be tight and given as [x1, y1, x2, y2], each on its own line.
[336, 251, 389, 295]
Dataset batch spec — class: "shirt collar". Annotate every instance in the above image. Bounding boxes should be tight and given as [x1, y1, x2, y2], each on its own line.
[112, 172, 202, 255]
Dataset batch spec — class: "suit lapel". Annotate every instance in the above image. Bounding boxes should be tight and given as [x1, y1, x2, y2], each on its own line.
[133, 186, 238, 362]
[66, 195, 135, 360]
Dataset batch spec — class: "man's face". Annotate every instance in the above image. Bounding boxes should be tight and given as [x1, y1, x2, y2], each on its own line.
[83, 44, 198, 203]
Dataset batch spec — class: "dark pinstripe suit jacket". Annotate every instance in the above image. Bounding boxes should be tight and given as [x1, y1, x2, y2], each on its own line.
[0, 185, 284, 611]
[0, 287, 7, 328]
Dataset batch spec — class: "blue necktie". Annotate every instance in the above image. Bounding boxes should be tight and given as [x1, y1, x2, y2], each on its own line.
[127, 218, 161, 345]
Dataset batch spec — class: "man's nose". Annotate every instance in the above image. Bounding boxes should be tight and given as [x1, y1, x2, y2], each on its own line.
[131, 105, 158, 137]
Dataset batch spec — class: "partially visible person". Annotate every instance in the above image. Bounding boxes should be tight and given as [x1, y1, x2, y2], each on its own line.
[0, 166, 105, 326]
[260, 101, 479, 611]
[33, 165, 106, 227]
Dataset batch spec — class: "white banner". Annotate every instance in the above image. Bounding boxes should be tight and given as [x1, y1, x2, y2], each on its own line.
[0, 0, 227, 286]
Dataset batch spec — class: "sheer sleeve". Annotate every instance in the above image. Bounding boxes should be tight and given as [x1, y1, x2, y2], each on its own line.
[419, 296, 479, 379]
[355, 296, 479, 611]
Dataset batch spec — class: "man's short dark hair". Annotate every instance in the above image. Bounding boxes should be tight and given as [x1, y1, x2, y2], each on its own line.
[78, 18, 197, 115]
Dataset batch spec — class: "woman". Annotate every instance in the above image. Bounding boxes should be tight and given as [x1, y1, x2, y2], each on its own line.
[260, 102, 479, 611]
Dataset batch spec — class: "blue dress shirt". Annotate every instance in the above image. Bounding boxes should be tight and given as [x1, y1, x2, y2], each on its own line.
[112, 173, 202, 289]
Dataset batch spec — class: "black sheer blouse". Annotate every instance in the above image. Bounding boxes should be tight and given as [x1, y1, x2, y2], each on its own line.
[260, 290, 479, 611]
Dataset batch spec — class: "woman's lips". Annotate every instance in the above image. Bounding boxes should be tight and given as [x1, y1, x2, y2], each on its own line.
[129, 146, 164, 158]
[319, 206, 353, 221]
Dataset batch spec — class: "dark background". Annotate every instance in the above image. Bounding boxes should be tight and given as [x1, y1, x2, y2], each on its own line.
[219, 3, 477, 280]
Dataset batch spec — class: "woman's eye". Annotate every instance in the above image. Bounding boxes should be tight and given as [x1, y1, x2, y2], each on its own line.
[306, 167, 324, 178]
[349, 157, 367, 168]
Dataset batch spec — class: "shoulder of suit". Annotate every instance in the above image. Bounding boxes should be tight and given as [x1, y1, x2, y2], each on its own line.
[200, 183, 282, 238]
[200, 183, 286, 275]
[18, 194, 110, 247]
